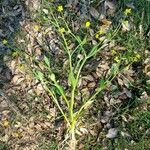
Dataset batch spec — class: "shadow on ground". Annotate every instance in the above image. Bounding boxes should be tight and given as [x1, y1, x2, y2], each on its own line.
[0, 0, 25, 87]
[0, 0, 25, 148]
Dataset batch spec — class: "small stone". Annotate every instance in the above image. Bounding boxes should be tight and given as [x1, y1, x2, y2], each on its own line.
[106, 128, 118, 138]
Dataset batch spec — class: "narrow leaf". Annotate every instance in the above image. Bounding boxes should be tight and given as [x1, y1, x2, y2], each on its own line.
[44, 56, 50, 67]
[68, 71, 76, 87]
[34, 71, 44, 81]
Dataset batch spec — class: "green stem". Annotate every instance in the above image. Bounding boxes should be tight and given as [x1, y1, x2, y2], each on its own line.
[70, 86, 75, 121]
[69, 123, 76, 150]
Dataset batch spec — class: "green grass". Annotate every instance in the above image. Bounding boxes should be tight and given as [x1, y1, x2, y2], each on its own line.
[0, 143, 8, 150]
[38, 141, 57, 150]
[112, 106, 150, 150]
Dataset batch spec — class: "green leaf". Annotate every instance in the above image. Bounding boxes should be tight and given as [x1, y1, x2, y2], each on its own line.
[55, 84, 65, 96]
[76, 36, 87, 45]
[76, 36, 82, 43]
[99, 79, 107, 90]
[68, 71, 76, 87]
[50, 73, 56, 81]
[87, 44, 99, 58]
[44, 56, 50, 67]
[35, 71, 44, 81]
[87, 43, 107, 58]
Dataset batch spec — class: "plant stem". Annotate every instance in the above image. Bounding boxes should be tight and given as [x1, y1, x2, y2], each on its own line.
[69, 124, 76, 150]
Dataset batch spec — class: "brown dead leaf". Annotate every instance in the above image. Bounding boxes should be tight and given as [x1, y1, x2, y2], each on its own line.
[90, 7, 100, 19]
[117, 78, 124, 86]
[101, 18, 112, 27]
[105, 0, 116, 16]
[87, 82, 96, 88]
[81, 88, 90, 97]
[140, 91, 149, 100]
[12, 74, 24, 85]
[144, 64, 150, 77]
[82, 75, 94, 82]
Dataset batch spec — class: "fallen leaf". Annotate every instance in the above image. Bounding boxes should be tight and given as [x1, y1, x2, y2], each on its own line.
[87, 82, 96, 88]
[90, 7, 100, 19]
[12, 74, 24, 85]
[117, 78, 124, 86]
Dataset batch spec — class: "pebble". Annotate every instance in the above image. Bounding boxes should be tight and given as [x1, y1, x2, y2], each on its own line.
[106, 128, 118, 138]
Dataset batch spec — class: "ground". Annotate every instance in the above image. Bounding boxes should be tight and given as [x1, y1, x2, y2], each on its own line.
[0, 0, 150, 150]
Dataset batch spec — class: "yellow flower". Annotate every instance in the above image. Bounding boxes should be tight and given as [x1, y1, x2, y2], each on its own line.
[34, 25, 41, 31]
[85, 21, 91, 28]
[135, 54, 141, 59]
[58, 27, 65, 33]
[133, 53, 141, 62]
[3, 120, 9, 128]
[123, 20, 129, 26]
[2, 39, 8, 45]
[99, 28, 105, 35]
[124, 8, 132, 16]
[112, 49, 116, 55]
[95, 28, 105, 39]
[114, 56, 120, 63]
[95, 34, 99, 39]
[57, 5, 63, 12]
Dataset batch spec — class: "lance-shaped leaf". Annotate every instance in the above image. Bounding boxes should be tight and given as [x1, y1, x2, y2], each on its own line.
[44, 56, 50, 67]
[34, 70, 44, 82]
[68, 70, 76, 87]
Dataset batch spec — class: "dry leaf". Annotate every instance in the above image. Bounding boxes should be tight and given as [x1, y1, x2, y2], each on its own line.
[90, 7, 100, 19]
[105, 1, 116, 10]
[117, 78, 124, 86]
[82, 75, 94, 82]
[12, 74, 24, 85]
[101, 18, 112, 27]
[87, 82, 96, 88]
